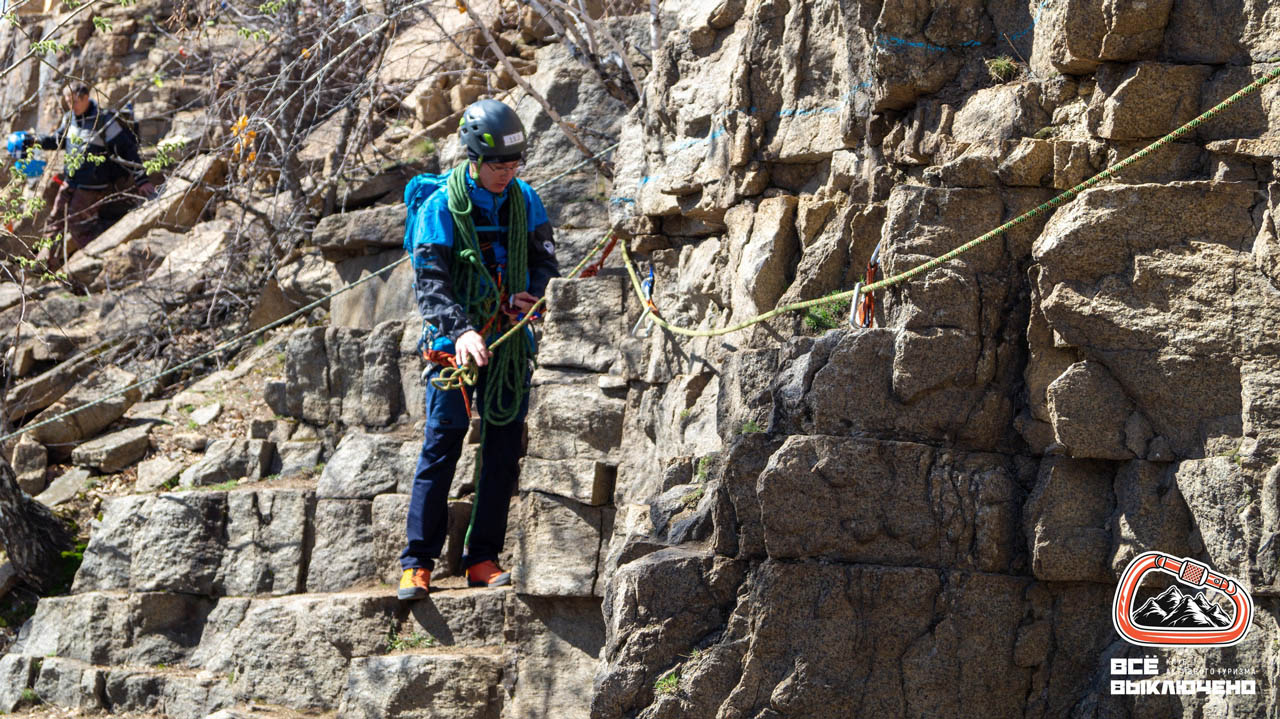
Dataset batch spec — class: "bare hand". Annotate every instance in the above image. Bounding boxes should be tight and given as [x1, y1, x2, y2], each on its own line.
[454, 330, 489, 368]
[505, 291, 538, 317]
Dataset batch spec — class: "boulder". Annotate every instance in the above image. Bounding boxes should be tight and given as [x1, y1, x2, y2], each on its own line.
[512, 492, 612, 597]
[525, 383, 625, 461]
[74, 495, 151, 592]
[311, 204, 404, 256]
[754, 435, 1021, 572]
[28, 365, 140, 446]
[22, 591, 215, 666]
[537, 276, 629, 373]
[306, 499, 377, 592]
[130, 492, 228, 594]
[1023, 458, 1115, 583]
[519, 457, 614, 506]
[1031, 181, 1266, 459]
[592, 547, 745, 719]
[727, 195, 798, 325]
[190, 402, 221, 426]
[70, 424, 151, 473]
[276, 440, 323, 478]
[329, 250, 415, 330]
[951, 83, 1049, 144]
[179, 439, 275, 488]
[33, 657, 105, 711]
[1045, 361, 1134, 460]
[337, 654, 502, 719]
[503, 595, 604, 719]
[35, 467, 93, 507]
[317, 432, 406, 499]
[1030, 0, 1173, 75]
[219, 489, 314, 596]
[1087, 62, 1211, 140]
[191, 593, 399, 710]
[0, 654, 37, 713]
[136, 455, 183, 492]
[11, 435, 47, 495]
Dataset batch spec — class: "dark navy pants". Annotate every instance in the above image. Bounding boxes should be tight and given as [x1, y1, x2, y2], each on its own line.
[400, 365, 528, 571]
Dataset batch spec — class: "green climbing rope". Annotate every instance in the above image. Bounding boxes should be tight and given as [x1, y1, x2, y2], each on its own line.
[438, 162, 531, 427]
[619, 64, 1280, 336]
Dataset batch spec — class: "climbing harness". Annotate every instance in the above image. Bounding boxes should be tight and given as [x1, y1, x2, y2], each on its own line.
[1113, 551, 1252, 647]
[620, 65, 1280, 337]
[630, 263, 658, 337]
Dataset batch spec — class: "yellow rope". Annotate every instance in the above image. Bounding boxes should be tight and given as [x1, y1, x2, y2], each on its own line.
[619, 241, 851, 337]
[429, 231, 617, 389]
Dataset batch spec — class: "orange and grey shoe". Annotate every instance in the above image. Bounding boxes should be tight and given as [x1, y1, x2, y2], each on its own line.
[466, 560, 511, 588]
[397, 568, 431, 600]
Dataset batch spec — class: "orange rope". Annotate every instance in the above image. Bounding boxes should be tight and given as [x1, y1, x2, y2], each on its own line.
[578, 231, 617, 278]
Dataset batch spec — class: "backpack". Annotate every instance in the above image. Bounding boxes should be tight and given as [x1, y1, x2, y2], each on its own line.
[402, 171, 450, 255]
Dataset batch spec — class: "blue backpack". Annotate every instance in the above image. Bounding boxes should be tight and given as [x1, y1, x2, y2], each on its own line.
[402, 171, 450, 255]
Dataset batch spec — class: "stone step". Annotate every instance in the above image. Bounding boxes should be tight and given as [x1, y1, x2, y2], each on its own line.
[5, 587, 512, 716]
[338, 652, 503, 719]
[75, 486, 479, 598]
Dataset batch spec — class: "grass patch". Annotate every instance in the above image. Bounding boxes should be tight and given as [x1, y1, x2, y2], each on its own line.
[680, 487, 704, 507]
[803, 295, 847, 332]
[678, 408, 691, 420]
[985, 55, 1019, 82]
[51, 541, 88, 595]
[19, 687, 40, 705]
[739, 419, 764, 435]
[654, 670, 679, 696]
[199, 480, 241, 491]
[694, 456, 713, 483]
[386, 628, 438, 652]
[1032, 125, 1057, 140]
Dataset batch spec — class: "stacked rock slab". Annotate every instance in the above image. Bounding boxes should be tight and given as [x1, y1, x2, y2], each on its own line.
[0, 481, 511, 717]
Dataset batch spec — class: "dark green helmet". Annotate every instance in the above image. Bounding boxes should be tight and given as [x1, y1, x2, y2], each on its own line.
[458, 99, 526, 162]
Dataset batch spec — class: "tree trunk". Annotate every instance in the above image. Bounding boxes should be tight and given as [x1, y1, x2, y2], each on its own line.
[0, 455, 72, 593]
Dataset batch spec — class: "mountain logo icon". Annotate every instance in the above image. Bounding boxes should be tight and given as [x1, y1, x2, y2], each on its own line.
[1113, 552, 1252, 647]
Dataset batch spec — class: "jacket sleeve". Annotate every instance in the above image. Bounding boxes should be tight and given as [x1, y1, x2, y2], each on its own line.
[527, 221, 560, 298]
[103, 116, 147, 184]
[521, 183, 559, 297]
[411, 199, 476, 342]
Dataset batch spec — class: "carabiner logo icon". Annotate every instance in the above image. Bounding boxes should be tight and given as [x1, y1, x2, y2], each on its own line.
[1113, 551, 1252, 647]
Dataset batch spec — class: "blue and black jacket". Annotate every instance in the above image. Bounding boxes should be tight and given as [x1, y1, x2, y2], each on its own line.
[37, 100, 146, 190]
[404, 168, 559, 353]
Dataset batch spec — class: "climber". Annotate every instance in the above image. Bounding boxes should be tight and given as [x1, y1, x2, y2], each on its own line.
[23, 82, 156, 271]
[397, 98, 559, 600]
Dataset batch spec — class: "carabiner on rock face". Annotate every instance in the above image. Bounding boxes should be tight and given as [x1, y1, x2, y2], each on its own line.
[1112, 551, 1253, 647]
[631, 263, 658, 338]
[854, 240, 882, 328]
[848, 282, 863, 328]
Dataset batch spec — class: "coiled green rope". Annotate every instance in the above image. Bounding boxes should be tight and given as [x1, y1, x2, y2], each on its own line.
[436, 162, 531, 427]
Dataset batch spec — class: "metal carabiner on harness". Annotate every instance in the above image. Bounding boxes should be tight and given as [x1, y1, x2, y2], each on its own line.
[631, 263, 658, 338]
[1112, 551, 1253, 647]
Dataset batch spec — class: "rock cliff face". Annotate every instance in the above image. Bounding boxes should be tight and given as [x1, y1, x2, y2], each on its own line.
[2, 0, 1280, 717]
[590, 0, 1280, 717]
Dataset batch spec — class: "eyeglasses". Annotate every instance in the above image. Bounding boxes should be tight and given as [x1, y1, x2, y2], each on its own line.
[482, 160, 521, 175]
